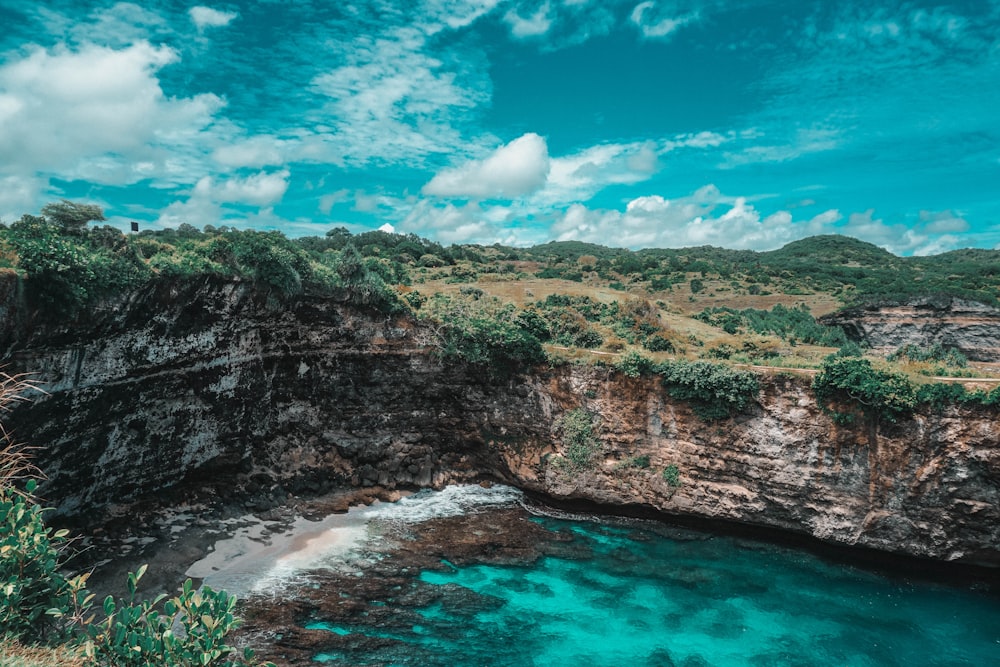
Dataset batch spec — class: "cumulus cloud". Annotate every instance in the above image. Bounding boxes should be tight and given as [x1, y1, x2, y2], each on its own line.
[156, 170, 290, 228]
[423, 133, 550, 198]
[189, 6, 238, 31]
[532, 140, 661, 205]
[544, 186, 863, 251]
[0, 41, 225, 188]
[550, 187, 803, 250]
[919, 209, 969, 233]
[196, 170, 290, 206]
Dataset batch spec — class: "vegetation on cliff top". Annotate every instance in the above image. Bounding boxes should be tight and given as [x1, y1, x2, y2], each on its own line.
[2, 200, 998, 391]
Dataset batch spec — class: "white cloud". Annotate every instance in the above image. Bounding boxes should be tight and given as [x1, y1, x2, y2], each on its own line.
[723, 127, 841, 167]
[196, 170, 291, 206]
[397, 198, 528, 244]
[0, 175, 44, 222]
[311, 26, 491, 165]
[417, 0, 504, 32]
[189, 6, 238, 31]
[532, 140, 659, 205]
[423, 133, 550, 198]
[378, 222, 397, 234]
[919, 209, 969, 233]
[550, 187, 796, 250]
[318, 189, 350, 215]
[630, 1, 698, 40]
[0, 42, 225, 188]
[72, 3, 172, 47]
[212, 135, 290, 168]
[504, 2, 554, 38]
[156, 170, 290, 228]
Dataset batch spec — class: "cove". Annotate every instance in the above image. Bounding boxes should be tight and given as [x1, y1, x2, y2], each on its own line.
[283, 488, 1000, 667]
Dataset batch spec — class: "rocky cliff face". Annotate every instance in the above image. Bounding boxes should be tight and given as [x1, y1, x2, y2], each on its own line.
[2, 278, 998, 566]
[820, 296, 1000, 361]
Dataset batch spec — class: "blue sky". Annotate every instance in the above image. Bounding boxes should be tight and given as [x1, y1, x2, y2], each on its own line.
[1, 1, 998, 254]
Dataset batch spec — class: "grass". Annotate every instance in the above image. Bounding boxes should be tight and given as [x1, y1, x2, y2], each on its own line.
[0, 639, 85, 667]
[411, 263, 853, 371]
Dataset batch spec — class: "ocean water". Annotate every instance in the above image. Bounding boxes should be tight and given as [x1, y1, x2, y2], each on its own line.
[294, 487, 1000, 667]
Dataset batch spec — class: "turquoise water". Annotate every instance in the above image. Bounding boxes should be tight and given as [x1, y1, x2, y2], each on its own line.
[309, 513, 1000, 666]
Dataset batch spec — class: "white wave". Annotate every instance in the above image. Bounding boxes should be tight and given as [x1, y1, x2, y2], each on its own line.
[367, 484, 523, 525]
[185, 485, 523, 597]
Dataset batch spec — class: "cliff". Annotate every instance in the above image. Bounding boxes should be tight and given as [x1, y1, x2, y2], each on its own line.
[1, 277, 998, 566]
[820, 296, 1000, 361]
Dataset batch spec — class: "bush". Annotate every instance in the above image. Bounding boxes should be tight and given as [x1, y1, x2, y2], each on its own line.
[615, 455, 650, 470]
[81, 573, 264, 667]
[556, 408, 602, 471]
[422, 294, 546, 369]
[0, 477, 86, 644]
[662, 464, 681, 488]
[643, 335, 675, 352]
[656, 360, 759, 421]
[813, 357, 916, 424]
[615, 350, 654, 378]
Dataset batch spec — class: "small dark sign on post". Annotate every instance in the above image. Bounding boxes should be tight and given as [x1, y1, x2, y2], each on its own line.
[130, 221, 139, 232]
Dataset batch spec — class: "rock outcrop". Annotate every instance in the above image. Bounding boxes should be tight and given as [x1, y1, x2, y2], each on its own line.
[2, 277, 998, 566]
[820, 296, 1000, 361]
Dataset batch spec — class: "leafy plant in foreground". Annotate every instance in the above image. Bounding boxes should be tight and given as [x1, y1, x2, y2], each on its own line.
[0, 372, 271, 666]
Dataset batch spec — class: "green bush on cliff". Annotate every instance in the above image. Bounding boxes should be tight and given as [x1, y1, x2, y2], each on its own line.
[556, 408, 602, 471]
[422, 293, 546, 369]
[812, 357, 917, 424]
[615, 350, 654, 378]
[655, 360, 759, 421]
[662, 464, 681, 488]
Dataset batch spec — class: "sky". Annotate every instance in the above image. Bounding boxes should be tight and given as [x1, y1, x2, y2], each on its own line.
[1, 1, 998, 254]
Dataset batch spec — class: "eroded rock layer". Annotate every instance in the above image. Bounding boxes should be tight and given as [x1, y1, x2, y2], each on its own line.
[2, 278, 998, 565]
[819, 296, 1000, 361]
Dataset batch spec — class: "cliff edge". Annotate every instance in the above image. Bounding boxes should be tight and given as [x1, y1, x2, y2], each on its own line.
[2, 277, 998, 566]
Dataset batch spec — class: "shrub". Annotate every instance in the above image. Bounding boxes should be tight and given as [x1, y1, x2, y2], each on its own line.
[0, 478, 87, 644]
[615, 350, 654, 378]
[662, 464, 682, 488]
[915, 382, 969, 410]
[656, 360, 759, 421]
[557, 408, 602, 471]
[422, 294, 546, 369]
[643, 335, 675, 352]
[615, 455, 650, 470]
[81, 573, 265, 667]
[813, 357, 916, 424]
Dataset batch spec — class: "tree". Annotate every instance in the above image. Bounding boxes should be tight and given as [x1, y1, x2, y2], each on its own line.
[40, 200, 105, 233]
